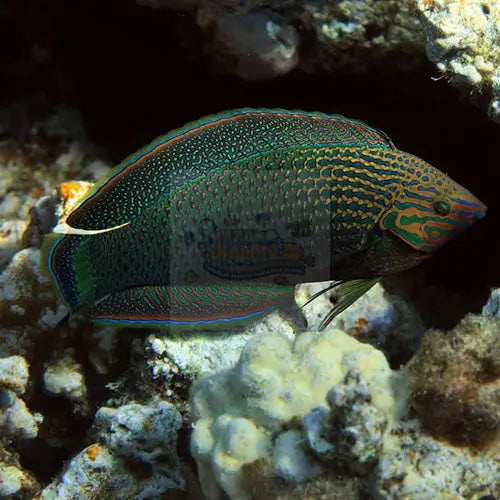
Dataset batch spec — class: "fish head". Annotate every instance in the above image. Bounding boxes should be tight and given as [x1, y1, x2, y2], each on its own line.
[379, 155, 486, 253]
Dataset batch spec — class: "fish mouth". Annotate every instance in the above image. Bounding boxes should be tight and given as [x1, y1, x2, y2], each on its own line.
[475, 202, 487, 220]
[454, 196, 487, 221]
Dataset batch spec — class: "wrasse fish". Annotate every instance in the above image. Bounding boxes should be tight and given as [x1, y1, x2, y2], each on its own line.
[42, 109, 486, 330]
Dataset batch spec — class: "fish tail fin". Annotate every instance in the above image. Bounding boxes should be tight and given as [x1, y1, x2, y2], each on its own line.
[42, 232, 100, 313]
[87, 283, 295, 330]
[40, 232, 61, 280]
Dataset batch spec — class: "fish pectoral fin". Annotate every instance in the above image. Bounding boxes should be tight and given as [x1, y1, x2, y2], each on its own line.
[52, 220, 130, 235]
[299, 280, 344, 310]
[302, 278, 380, 330]
[87, 283, 295, 329]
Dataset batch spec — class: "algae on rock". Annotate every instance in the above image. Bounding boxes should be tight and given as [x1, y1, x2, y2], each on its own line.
[407, 313, 500, 449]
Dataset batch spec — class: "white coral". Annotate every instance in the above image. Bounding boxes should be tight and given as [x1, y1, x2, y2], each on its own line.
[190, 329, 406, 499]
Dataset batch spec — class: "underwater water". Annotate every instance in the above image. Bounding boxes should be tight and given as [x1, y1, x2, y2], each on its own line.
[0, 1, 498, 499]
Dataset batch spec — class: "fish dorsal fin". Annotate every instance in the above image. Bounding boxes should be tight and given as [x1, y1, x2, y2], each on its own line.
[64, 109, 395, 231]
[52, 220, 130, 235]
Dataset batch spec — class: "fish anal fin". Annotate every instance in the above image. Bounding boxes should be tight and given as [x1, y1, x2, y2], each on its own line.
[88, 283, 295, 330]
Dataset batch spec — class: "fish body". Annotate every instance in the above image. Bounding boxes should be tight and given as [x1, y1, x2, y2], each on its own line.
[42, 109, 486, 329]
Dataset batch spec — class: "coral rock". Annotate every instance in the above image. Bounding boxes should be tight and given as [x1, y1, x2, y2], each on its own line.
[483, 287, 500, 317]
[373, 419, 499, 499]
[138, 1, 425, 76]
[305, 370, 389, 475]
[0, 248, 66, 359]
[414, 0, 500, 122]
[213, 13, 299, 81]
[43, 348, 87, 401]
[0, 356, 29, 395]
[0, 446, 40, 499]
[43, 400, 185, 499]
[0, 390, 39, 440]
[297, 281, 426, 366]
[93, 399, 182, 464]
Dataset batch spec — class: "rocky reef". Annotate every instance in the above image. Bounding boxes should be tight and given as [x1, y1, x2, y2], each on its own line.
[138, 0, 425, 80]
[135, 0, 499, 122]
[3, 177, 497, 497]
[0, 141, 497, 498]
[413, 0, 500, 123]
[1, 242, 498, 498]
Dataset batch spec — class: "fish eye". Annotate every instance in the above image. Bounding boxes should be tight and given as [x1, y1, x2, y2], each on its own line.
[433, 200, 451, 216]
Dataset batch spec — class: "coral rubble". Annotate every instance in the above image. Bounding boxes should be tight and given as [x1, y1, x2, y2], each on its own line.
[43, 348, 87, 401]
[0, 446, 40, 499]
[0, 355, 41, 441]
[0, 356, 42, 498]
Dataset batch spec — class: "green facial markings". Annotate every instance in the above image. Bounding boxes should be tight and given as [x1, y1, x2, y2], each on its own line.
[380, 210, 426, 249]
[380, 154, 486, 253]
